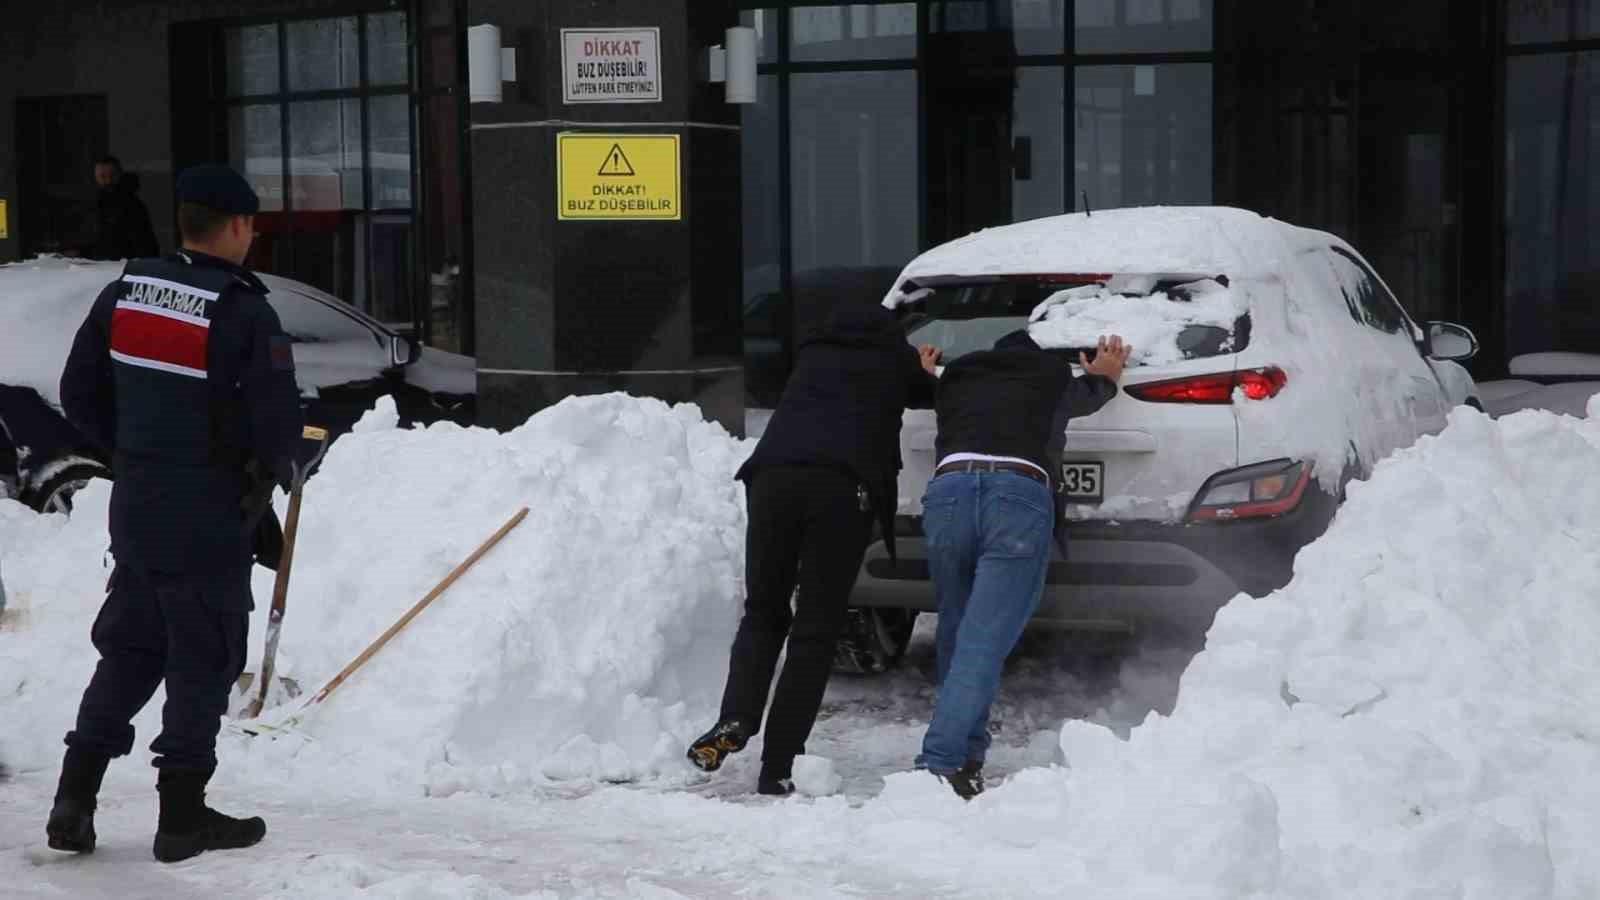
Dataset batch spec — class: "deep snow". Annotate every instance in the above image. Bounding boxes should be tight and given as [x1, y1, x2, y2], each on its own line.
[3, 394, 1600, 898]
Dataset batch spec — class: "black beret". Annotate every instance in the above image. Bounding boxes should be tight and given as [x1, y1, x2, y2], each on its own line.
[176, 164, 260, 215]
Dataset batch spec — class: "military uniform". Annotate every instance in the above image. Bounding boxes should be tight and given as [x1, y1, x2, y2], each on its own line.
[48, 164, 301, 862]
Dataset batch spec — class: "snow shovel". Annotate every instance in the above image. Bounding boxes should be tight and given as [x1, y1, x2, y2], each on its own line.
[237, 506, 528, 737]
[240, 425, 330, 719]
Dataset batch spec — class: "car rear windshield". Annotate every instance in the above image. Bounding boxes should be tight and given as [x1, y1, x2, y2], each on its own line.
[901, 274, 1249, 365]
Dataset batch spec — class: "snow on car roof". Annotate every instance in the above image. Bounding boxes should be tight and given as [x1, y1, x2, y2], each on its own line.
[883, 206, 1315, 307]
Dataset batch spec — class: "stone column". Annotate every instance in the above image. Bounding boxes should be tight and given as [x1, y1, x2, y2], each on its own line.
[466, 0, 743, 434]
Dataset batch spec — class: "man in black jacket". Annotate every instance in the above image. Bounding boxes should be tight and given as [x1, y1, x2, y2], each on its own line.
[86, 156, 161, 261]
[916, 329, 1130, 799]
[688, 301, 939, 795]
[48, 164, 302, 862]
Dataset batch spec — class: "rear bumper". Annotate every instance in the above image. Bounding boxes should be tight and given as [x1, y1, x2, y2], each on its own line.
[852, 480, 1339, 634]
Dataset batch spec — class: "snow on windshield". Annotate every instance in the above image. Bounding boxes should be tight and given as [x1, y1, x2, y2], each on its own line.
[1027, 276, 1245, 365]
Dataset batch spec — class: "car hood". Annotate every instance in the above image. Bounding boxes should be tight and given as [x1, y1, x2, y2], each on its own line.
[407, 347, 476, 396]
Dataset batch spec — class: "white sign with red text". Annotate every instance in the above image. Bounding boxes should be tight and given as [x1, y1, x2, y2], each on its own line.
[561, 27, 662, 104]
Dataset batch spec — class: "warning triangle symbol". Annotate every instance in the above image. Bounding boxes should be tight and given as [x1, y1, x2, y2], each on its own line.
[598, 144, 636, 177]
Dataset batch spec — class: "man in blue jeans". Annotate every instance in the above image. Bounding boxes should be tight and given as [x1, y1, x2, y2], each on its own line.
[917, 330, 1130, 798]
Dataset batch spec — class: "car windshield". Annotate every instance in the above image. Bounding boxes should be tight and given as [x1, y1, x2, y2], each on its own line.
[902, 274, 1249, 365]
[267, 288, 383, 346]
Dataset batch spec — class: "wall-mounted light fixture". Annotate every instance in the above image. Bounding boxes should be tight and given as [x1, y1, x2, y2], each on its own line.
[706, 26, 758, 104]
[468, 24, 518, 103]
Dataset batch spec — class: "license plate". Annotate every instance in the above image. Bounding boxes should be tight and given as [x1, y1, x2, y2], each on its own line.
[1060, 462, 1104, 503]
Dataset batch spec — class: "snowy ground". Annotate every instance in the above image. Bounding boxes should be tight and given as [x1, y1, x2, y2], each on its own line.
[4, 393, 1600, 898]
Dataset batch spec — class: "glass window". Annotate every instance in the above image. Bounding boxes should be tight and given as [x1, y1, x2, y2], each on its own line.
[741, 9, 779, 61]
[1074, 63, 1212, 209]
[226, 25, 280, 97]
[229, 104, 284, 211]
[288, 99, 364, 211]
[1509, 0, 1600, 44]
[368, 95, 413, 209]
[367, 12, 409, 87]
[286, 17, 360, 92]
[743, 74, 786, 406]
[790, 71, 918, 330]
[791, 3, 917, 61]
[1013, 67, 1066, 222]
[1075, 0, 1212, 53]
[1328, 248, 1409, 335]
[930, 0, 1066, 55]
[1504, 52, 1600, 358]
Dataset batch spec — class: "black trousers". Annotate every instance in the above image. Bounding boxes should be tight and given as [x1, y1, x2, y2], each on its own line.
[719, 465, 872, 775]
[65, 564, 251, 772]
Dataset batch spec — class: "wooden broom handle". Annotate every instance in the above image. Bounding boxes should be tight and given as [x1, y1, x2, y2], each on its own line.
[306, 507, 529, 708]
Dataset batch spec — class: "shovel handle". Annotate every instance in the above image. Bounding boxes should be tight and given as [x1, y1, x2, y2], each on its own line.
[306, 507, 529, 709]
[241, 425, 330, 719]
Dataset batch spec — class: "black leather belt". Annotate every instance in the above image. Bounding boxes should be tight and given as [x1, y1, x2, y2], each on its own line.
[934, 459, 1049, 487]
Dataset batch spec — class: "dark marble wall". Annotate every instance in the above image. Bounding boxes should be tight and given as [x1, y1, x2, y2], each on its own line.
[467, 0, 743, 433]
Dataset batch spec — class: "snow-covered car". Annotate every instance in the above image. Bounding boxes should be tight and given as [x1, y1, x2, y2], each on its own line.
[840, 207, 1481, 666]
[0, 258, 474, 513]
[1478, 352, 1600, 418]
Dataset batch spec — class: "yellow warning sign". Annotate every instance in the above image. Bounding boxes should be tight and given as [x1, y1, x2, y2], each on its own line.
[0, 199, 7, 240]
[558, 133, 680, 221]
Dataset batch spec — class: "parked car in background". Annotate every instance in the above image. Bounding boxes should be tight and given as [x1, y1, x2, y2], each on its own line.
[1477, 352, 1600, 418]
[0, 258, 474, 514]
[834, 207, 1482, 670]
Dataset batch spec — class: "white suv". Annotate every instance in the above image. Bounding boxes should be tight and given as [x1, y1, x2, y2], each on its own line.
[837, 207, 1479, 668]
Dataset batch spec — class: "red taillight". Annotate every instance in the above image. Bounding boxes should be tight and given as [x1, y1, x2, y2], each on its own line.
[1126, 367, 1287, 404]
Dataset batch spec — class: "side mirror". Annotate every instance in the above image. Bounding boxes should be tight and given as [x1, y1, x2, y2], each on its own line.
[389, 334, 421, 368]
[1425, 321, 1478, 362]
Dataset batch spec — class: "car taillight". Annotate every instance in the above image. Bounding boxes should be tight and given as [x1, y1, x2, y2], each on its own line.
[1188, 459, 1311, 522]
[1126, 367, 1287, 404]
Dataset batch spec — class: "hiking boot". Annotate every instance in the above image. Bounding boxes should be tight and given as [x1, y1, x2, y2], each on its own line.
[686, 720, 752, 773]
[930, 766, 984, 801]
[152, 769, 266, 863]
[46, 747, 110, 853]
[757, 777, 795, 796]
[959, 760, 986, 795]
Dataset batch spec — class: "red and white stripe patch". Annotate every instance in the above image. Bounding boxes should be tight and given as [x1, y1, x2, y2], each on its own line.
[110, 302, 211, 380]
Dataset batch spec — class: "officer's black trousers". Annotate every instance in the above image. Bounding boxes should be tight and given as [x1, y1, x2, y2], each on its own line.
[718, 465, 872, 777]
[65, 565, 251, 773]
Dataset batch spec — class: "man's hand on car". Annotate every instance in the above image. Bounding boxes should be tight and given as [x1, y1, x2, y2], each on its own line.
[918, 344, 943, 375]
[1081, 335, 1132, 382]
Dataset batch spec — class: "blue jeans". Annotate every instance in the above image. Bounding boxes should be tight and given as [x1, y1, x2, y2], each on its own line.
[916, 470, 1054, 773]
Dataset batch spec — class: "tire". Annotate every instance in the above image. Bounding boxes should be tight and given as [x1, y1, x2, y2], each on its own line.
[833, 607, 918, 675]
[23, 462, 109, 516]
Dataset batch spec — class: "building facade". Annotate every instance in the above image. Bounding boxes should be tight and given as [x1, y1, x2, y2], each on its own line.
[2, 1, 1599, 430]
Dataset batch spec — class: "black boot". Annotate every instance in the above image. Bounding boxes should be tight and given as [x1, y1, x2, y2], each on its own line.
[757, 757, 795, 796]
[686, 719, 752, 773]
[959, 759, 986, 796]
[47, 747, 111, 853]
[152, 768, 266, 863]
[929, 766, 984, 801]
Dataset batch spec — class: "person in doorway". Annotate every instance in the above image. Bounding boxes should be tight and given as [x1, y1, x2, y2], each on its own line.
[84, 155, 160, 261]
[915, 329, 1130, 799]
[687, 300, 940, 795]
[48, 164, 302, 862]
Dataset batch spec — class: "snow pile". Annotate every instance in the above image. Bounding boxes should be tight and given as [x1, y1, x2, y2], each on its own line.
[1026, 276, 1245, 365]
[0, 393, 753, 797]
[1049, 403, 1600, 897]
[0, 257, 118, 405]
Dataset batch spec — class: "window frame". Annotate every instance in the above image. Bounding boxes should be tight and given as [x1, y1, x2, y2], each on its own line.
[736, 1, 1218, 404]
[205, 6, 418, 334]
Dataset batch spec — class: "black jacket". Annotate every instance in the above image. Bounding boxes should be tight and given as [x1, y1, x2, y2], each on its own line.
[88, 174, 160, 262]
[60, 251, 303, 576]
[737, 303, 936, 559]
[934, 332, 1118, 478]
